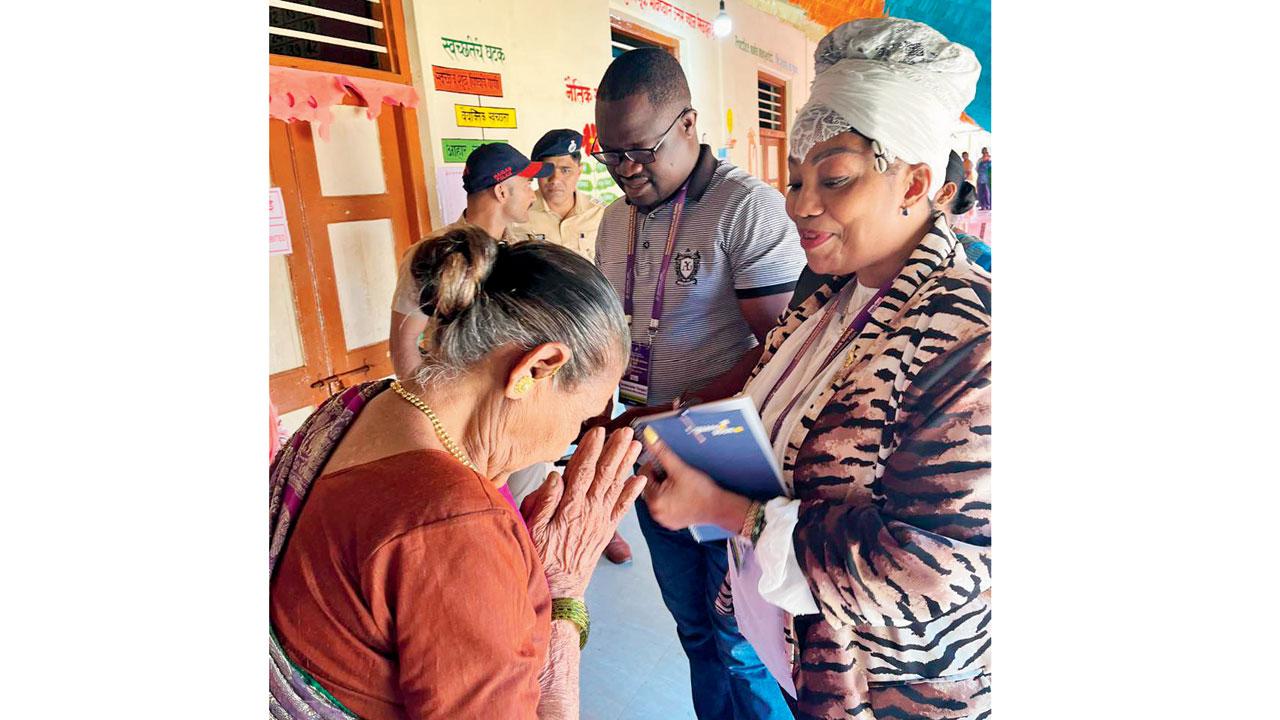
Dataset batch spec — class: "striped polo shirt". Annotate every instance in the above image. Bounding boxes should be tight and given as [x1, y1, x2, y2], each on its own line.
[595, 145, 806, 405]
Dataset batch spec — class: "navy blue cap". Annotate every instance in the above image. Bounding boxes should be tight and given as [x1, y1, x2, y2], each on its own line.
[462, 143, 553, 194]
[530, 129, 584, 161]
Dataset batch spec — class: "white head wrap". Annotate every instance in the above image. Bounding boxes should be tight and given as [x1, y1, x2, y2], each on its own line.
[790, 18, 981, 196]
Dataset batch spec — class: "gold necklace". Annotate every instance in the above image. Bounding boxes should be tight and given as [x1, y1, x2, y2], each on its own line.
[389, 380, 479, 471]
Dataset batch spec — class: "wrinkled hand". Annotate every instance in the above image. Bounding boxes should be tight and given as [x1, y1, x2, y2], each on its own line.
[521, 427, 645, 599]
[640, 438, 750, 533]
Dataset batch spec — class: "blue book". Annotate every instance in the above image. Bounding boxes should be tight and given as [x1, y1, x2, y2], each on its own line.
[632, 396, 785, 543]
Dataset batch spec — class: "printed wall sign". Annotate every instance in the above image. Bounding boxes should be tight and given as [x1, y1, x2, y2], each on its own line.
[454, 104, 517, 128]
[432, 65, 504, 97]
[269, 187, 292, 256]
[436, 167, 468, 225]
[440, 36, 506, 62]
[441, 138, 508, 164]
[578, 159, 619, 204]
[564, 77, 596, 104]
[620, 0, 712, 37]
[732, 36, 799, 75]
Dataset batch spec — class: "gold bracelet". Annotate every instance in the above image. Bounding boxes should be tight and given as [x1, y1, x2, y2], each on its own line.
[741, 500, 763, 541]
[751, 505, 767, 544]
[551, 597, 590, 650]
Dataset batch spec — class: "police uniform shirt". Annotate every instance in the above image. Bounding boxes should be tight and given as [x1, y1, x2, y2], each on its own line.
[511, 189, 605, 262]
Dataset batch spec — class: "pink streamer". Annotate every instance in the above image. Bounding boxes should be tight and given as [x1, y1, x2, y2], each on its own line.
[269, 66, 420, 141]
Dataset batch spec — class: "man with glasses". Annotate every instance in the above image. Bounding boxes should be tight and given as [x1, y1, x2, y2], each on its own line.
[590, 48, 803, 720]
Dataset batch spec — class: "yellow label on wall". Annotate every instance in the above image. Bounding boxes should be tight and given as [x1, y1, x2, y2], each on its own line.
[454, 104, 518, 129]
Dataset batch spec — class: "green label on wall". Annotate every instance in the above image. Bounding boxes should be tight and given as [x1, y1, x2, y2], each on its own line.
[441, 138, 508, 164]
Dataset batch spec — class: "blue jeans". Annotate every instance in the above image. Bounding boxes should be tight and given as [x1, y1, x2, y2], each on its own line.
[636, 498, 793, 720]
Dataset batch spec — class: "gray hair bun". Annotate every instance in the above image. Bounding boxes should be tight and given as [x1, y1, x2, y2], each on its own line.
[411, 226, 500, 323]
[406, 228, 630, 390]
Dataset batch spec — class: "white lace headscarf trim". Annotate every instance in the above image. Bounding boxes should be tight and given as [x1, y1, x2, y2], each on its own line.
[791, 18, 981, 196]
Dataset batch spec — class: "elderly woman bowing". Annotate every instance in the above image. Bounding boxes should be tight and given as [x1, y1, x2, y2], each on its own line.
[269, 227, 646, 719]
[641, 18, 992, 720]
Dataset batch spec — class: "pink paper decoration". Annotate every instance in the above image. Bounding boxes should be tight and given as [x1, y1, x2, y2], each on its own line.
[269, 66, 420, 141]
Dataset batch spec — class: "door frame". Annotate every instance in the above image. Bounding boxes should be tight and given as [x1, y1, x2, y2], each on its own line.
[270, 120, 331, 412]
[610, 15, 681, 60]
[757, 70, 789, 193]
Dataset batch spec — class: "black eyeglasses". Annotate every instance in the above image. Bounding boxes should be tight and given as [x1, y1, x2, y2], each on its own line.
[591, 107, 693, 166]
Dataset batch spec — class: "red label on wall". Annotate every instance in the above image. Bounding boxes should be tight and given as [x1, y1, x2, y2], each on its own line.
[432, 65, 504, 97]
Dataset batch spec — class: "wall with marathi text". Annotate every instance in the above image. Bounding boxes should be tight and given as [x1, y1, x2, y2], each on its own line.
[403, 0, 817, 230]
[404, 0, 614, 227]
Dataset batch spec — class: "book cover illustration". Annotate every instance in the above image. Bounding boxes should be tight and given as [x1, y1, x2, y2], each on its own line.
[633, 396, 785, 543]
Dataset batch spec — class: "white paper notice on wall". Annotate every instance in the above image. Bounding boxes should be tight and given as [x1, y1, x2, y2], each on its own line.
[435, 167, 467, 227]
[269, 187, 293, 256]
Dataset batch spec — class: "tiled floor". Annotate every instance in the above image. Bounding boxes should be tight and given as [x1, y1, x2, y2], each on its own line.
[581, 509, 697, 720]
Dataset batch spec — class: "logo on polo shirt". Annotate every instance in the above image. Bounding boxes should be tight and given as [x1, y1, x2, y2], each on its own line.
[675, 250, 701, 286]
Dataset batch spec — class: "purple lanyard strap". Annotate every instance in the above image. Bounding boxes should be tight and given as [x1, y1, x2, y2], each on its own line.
[623, 183, 690, 341]
[762, 282, 891, 442]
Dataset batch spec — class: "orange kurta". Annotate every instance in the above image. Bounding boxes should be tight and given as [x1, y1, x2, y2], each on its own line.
[271, 450, 550, 720]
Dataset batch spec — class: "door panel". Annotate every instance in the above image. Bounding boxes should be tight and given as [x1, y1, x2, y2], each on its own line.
[269, 100, 418, 411]
[327, 218, 398, 351]
[310, 105, 389, 197]
[268, 254, 306, 374]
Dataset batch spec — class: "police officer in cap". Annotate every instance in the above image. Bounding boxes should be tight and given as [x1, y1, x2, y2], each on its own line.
[511, 129, 607, 262]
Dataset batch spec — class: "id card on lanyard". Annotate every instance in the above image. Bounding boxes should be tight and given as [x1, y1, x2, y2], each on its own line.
[619, 183, 689, 406]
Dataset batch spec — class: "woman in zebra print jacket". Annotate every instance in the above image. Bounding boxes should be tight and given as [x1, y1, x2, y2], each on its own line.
[639, 18, 991, 719]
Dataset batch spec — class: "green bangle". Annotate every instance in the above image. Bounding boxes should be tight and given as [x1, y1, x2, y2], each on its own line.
[745, 501, 767, 544]
[741, 500, 767, 544]
[551, 597, 590, 650]
[751, 509, 767, 544]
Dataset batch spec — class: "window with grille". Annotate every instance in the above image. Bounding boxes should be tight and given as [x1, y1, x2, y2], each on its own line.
[758, 76, 785, 131]
[270, 0, 392, 73]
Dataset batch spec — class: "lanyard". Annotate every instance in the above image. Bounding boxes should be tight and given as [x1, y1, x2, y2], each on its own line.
[623, 183, 689, 340]
[762, 281, 891, 442]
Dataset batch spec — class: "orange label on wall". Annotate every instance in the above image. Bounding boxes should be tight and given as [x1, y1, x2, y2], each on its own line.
[431, 65, 503, 97]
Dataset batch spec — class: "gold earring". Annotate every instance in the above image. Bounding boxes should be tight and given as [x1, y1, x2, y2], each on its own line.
[514, 376, 534, 396]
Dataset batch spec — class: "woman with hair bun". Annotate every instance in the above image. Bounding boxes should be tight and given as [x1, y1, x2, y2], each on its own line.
[269, 226, 645, 719]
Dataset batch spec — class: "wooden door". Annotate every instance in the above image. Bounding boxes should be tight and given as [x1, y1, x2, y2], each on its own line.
[757, 72, 788, 194]
[760, 130, 787, 193]
[268, 101, 418, 412]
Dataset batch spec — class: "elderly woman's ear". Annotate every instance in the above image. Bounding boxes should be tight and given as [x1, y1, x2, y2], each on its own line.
[505, 342, 573, 399]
